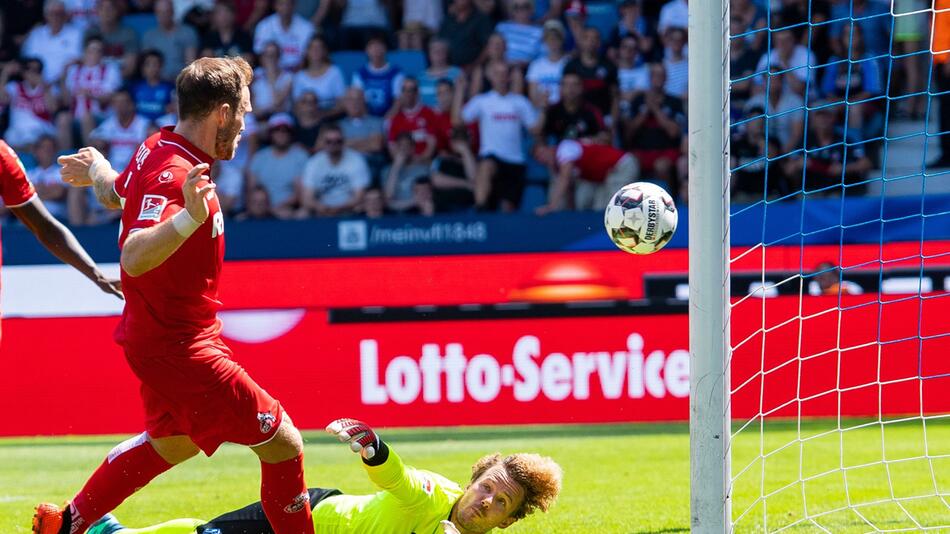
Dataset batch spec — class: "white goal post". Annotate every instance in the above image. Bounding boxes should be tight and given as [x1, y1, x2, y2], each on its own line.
[688, 0, 731, 532]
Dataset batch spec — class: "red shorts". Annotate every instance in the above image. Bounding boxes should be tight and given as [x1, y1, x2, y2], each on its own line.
[123, 338, 283, 456]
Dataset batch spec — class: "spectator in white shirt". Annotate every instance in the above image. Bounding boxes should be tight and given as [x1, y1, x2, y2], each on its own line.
[301, 123, 371, 216]
[0, 58, 60, 150]
[526, 19, 568, 105]
[252, 41, 293, 119]
[658, 0, 687, 35]
[755, 27, 816, 96]
[399, 0, 443, 50]
[496, 0, 543, 66]
[62, 36, 122, 145]
[253, 0, 315, 70]
[88, 88, 150, 170]
[27, 135, 67, 219]
[617, 34, 649, 105]
[142, 0, 199, 80]
[339, 0, 391, 51]
[455, 61, 540, 211]
[21, 0, 83, 84]
[292, 35, 346, 116]
[662, 27, 688, 100]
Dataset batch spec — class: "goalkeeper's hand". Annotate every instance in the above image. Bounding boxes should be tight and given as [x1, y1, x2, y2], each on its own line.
[326, 418, 381, 460]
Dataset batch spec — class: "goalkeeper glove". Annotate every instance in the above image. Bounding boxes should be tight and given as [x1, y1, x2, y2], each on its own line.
[326, 418, 381, 460]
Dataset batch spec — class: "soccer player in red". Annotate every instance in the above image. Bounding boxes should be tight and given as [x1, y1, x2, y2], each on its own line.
[33, 57, 314, 534]
[0, 138, 121, 339]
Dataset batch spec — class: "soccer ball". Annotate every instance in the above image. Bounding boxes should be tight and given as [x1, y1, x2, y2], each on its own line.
[604, 182, 678, 255]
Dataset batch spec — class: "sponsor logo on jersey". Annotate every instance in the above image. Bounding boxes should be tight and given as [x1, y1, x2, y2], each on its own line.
[258, 411, 277, 433]
[283, 491, 309, 514]
[422, 476, 434, 495]
[137, 194, 167, 221]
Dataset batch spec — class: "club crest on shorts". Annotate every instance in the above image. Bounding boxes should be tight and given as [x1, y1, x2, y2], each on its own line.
[257, 411, 277, 433]
[138, 194, 167, 221]
[283, 491, 309, 514]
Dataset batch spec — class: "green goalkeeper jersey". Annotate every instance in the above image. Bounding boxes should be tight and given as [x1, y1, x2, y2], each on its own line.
[313, 446, 463, 533]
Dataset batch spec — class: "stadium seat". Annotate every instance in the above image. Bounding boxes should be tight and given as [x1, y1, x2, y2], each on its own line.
[387, 50, 427, 78]
[330, 51, 365, 84]
[123, 13, 158, 36]
[586, 1, 620, 41]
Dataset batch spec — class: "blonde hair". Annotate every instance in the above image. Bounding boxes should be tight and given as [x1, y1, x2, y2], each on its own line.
[470, 453, 563, 520]
[176, 56, 253, 121]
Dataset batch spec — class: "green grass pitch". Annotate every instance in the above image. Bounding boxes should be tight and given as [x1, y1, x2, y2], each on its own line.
[1, 421, 948, 533]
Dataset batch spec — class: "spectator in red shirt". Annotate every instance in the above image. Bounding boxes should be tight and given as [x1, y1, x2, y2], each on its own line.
[537, 139, 639, 214]
[387, 77, 438, 165]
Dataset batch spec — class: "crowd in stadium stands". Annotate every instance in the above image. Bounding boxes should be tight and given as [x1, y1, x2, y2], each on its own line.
[0, 0, 923, 223]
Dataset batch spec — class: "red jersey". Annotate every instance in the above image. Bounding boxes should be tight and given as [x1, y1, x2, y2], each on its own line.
[388, 105, 438, 156]
[114, 127, 224, 349]
[556, 139, 626, 183]
[0, 139, 38, 266]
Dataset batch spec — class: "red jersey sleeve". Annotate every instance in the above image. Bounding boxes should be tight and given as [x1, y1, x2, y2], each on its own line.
[124, 165, 187, 236]
[0, 140, 36, 207]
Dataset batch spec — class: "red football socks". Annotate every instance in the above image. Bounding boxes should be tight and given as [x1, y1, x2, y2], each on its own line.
[260, 453, 314, 534]
[69, 433, 172, 534]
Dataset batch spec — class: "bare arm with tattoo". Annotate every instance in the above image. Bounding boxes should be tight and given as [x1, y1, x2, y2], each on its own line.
[58, 147, 122, 210]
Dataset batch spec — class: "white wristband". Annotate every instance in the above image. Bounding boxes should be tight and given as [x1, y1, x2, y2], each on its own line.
[171, 209, 202, 237]
[88, 158, 108, 183]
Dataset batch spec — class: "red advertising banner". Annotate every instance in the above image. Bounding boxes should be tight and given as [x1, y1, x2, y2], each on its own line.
[2, 295, 948, 437]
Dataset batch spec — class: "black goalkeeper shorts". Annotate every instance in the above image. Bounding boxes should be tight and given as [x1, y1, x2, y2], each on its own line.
[196, 487, 342, 534]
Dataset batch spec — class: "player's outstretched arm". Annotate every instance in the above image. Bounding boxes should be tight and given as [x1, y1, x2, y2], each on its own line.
[121, 164, 214, 277]
[58, 147, 122, 210]
[326, 418, 383, 461]
[10, 196, 123, 299]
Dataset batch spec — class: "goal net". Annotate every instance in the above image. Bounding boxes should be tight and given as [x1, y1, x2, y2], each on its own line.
[690, 0, 950, 531]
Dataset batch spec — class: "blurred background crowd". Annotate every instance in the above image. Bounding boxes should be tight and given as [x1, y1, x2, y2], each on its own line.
[0, 0, 926, 224]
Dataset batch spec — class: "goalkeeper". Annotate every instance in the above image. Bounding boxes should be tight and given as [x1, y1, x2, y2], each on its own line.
[86, 418, 562, 534]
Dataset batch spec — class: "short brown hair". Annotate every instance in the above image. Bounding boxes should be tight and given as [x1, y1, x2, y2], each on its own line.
[470, 453, 562, 520]
[176, 56, 253, 121]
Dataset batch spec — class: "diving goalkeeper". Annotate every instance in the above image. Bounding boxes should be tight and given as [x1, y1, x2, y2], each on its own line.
[85, 418, 562, 534]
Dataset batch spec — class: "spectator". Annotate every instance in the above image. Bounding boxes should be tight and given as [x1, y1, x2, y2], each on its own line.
[730, 13, 762, 114]
[456, 62, 540, 211]
[606, 0, 655, 63]
[142, 0, 199, 80]
[253, 0, 315, 70]
[537, 139, 639, 214]
[819, 24, 883, 140]
[0, 58, 59, 150]
[657, 0, 687, 35]
[26, 134, 67, 219]
[387, 77, 437, 163]
[383, 131, 431, 211]
[496, 0, 543, 66]
[405, 177, 436, 216]
[292, 90, 325, 151]
[755, 27, 816, 96]
[62, 36, 122, 144]
[174, 0, 215, 32]
[247, 113, 310, 219]
[200, 1, 254, 58]
[438, 0, 493, 68]
[662, 28, 688, 100]
[744, 72, 804, 155]
[251, 41, 293, 118]
[131, 50, 175, 123]
[361, 185, 388, 218]
[292, 35, 346, 116]
[301, 123, 371, 216]
[731, 0, 767, 56]
[215, 112, 258, 216]
[813, 261, 861, 295]
[561, 0, 587, 52]
[616, 34, 649, 106]
[470, 33, 524, 96]
[829, 0, 890, 59]
[338, 86, 386, 172]
[351, 33, 404, 117]
[893, 0, 927, 119]
[399, 0, 443, 50]
[83, 0, 139, 78]
[622, 63, 686, 198]
[237, 0, 270, 33]
[234, 185, 273, 221]
[418, 38, 461, 108]
[430, 124, 477, 212]
[339, 0, 391, 51]
[784, 105, 872, 195]
[430, 78, 471, 153]
[21, 0, 83, 84]
[564, 26, 618, 124]
[730, 105, 785, 201]
[538, 72, 606, 145]
[88, 88, 150, 170]
[526, 19, 568, 105]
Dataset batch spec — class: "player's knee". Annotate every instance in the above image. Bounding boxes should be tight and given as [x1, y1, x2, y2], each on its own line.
[254, 417, 304, 463]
